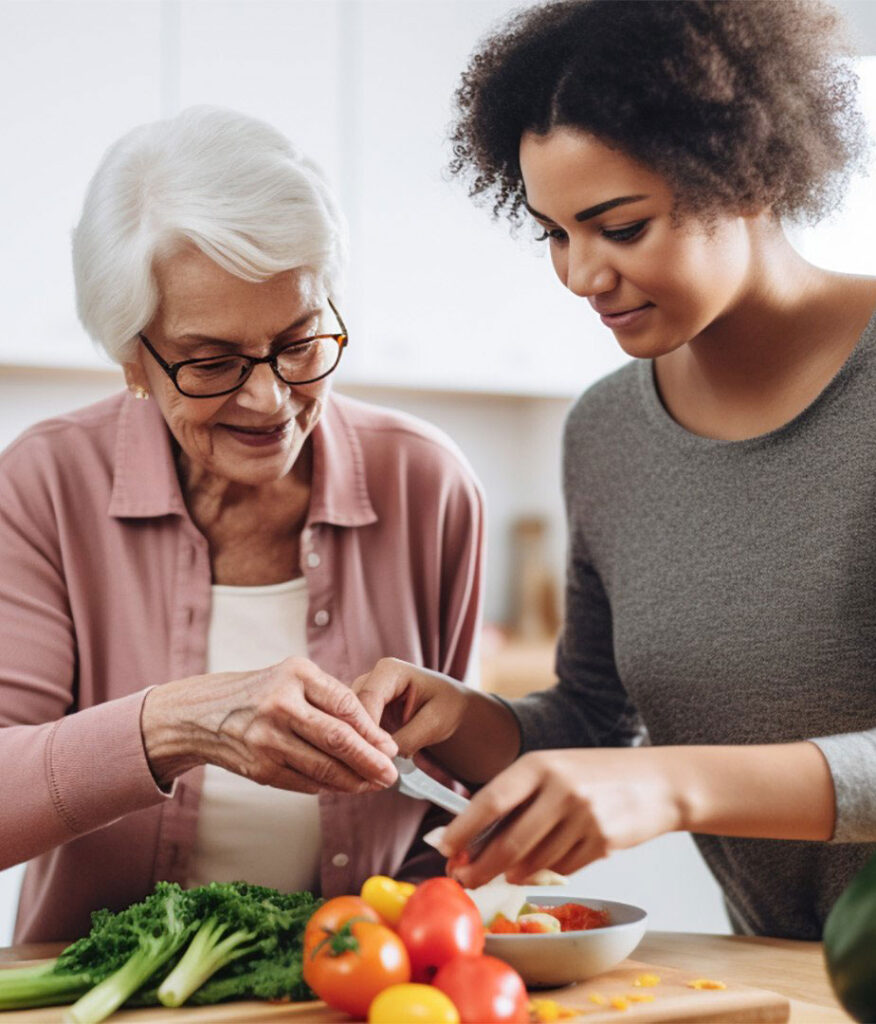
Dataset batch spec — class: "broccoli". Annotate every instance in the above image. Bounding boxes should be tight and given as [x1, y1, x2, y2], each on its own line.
[0, 881, 321, 1021]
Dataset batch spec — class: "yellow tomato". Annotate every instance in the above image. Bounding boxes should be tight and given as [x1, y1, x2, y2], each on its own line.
[361, 875, 417, 926]
[368, 983, 460, 1024]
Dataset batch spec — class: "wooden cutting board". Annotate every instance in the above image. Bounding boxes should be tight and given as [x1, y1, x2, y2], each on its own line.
[0, 956, 789, 1022]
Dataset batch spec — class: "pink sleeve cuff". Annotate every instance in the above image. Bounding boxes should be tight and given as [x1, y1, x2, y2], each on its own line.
[47, 689, 175, 836]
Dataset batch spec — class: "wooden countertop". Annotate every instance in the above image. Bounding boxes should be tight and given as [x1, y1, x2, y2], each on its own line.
[634, 933, 847, 1022]
[0, 931, 849, 1023]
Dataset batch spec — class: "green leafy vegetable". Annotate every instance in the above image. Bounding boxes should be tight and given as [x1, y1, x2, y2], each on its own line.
[0, 881, 321, 1021]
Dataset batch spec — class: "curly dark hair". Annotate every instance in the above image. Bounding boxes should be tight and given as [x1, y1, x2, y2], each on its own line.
[449, 0, 868, 225]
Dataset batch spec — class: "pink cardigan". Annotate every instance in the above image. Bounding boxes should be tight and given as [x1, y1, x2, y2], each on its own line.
[0, 390, 484, 942]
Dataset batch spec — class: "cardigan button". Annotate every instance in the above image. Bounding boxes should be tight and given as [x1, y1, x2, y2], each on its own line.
[307, 552, 321, 568]
[314, 609, 330, 627]
[331, 852, 349, 867]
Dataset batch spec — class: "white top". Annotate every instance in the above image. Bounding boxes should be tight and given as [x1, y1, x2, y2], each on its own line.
[186, 577, 323, 893]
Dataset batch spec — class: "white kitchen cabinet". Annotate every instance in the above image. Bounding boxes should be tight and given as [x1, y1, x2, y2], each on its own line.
[0, 0, 163, 370]
[1, 4, 872, 398]
[348, 0, 626, 395]
[175, 1, 343, 188]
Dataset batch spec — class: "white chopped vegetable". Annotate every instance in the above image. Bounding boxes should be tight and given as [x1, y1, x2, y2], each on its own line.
[517, 913, 562, 933]
[423, 825, 451, 856]
[522, 868, 569, 886]
[464, 877, 529, 926]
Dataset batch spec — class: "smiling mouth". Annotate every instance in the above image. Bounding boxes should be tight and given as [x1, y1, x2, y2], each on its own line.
[223, 422, 289, 435]
[600, 303, 653, 317]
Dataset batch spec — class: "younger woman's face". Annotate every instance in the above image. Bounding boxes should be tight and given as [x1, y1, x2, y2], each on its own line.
[518, 128, 756, 359]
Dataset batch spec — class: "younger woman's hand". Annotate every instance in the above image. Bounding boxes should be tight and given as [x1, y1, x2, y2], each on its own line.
[351, 658, 471, 757]
[441, 747, 686, 888]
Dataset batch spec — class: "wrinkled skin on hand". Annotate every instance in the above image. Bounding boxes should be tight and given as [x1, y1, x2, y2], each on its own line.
[142, 656, 399, 793]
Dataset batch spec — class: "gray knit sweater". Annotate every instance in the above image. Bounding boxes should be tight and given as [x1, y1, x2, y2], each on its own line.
[508, 308, 876, 939]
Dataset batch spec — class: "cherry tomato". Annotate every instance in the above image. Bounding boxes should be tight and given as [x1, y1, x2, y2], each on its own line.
[368, 982, 461, 1023]
[361, 875, 417, 926]
[303, 917, 411, 1018]
[397, 877, 485, 983]
[433, 954, 530, 1024]
[304, 895, 380, 953]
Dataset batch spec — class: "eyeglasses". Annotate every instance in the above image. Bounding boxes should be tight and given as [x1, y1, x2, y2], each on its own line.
[138, 298, 348, 398]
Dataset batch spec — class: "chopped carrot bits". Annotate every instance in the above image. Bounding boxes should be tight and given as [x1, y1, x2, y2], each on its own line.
[588, 993, 608, 1005]
[610, 996, 629, 1011]
[687, 978, 727, 990]
[632, 973, 661, 987]
[627, 993, 656, 1003]
[528, 998, 578, 1020]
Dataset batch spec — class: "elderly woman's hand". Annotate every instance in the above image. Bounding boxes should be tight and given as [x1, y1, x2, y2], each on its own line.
[141, 657, 399, 793]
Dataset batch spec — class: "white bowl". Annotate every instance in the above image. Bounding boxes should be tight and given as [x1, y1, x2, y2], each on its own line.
[483, 896, 647, 989]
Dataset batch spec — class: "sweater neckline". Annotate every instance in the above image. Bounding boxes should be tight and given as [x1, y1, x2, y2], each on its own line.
[638, 301, 876, 452]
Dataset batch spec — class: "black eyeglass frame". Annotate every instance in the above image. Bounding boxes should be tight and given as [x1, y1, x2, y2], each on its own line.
[137, 297, 349, 398]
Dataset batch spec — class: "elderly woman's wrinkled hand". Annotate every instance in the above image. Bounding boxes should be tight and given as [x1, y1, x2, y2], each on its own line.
[141, 657, 399, 793]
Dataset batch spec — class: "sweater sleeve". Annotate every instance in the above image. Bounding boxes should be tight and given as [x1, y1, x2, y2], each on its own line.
[0, 433, 172, 871]
[507, 542, 648, 753]
[810, 730, 876, 842]
[504, 412, 647, 753]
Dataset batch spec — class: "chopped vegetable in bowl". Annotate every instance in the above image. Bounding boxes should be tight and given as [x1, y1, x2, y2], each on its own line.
[487, 902, 611, 934]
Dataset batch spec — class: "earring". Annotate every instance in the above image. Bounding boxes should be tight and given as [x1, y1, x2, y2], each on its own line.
[130, 386, 150, 400]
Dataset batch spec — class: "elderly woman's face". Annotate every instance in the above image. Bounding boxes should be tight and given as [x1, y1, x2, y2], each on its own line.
[126, 248, 334, 487]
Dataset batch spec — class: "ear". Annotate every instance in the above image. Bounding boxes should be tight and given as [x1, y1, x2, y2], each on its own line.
[123, 359, 150, 399]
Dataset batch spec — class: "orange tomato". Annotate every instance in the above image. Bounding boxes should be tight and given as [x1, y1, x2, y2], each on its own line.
[304, 895, 380, 953]
[303, 918, 411, 1018]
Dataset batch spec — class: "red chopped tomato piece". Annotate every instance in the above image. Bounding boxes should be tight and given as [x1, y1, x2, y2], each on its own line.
[530, 902, 610, 932]
[519, 918, 553, 934]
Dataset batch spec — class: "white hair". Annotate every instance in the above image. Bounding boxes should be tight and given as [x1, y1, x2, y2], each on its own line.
[72, 106, 349, 363]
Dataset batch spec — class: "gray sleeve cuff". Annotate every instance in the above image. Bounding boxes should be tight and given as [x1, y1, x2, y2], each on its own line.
[810, 731, 876, 842]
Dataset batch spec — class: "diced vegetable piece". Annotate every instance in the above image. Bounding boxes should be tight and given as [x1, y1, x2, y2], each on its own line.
[487, 914, 521, 935]
[517, 913, 561, 934]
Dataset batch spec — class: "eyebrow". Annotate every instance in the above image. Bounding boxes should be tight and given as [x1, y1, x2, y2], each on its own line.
[524, 194, 649, 223]
[171, 308, 322, 350]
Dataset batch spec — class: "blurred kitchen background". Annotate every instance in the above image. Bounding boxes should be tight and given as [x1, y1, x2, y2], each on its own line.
[1, 0, 875, 944]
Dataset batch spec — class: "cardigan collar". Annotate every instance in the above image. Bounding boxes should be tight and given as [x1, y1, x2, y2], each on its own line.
[109, 391, 377, 528]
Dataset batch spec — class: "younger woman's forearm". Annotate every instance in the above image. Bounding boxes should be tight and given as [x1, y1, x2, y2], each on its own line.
[429, 689, 522, 784]
[665, 741, 835, 840]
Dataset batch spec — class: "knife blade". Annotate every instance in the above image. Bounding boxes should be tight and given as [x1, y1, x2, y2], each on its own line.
[393, 756, 503, 859]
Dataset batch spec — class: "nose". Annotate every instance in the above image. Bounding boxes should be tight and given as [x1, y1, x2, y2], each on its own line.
[562, 240, 620, 299]
[234, 361, 287, 412]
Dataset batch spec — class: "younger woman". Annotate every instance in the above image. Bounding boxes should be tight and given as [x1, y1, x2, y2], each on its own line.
[355, 0, 876, 939]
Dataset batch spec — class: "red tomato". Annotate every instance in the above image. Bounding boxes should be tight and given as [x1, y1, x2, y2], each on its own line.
[397, 878, 485, 983]
[304, 895, 380, 953]
[303, 918, 411, 1018]
[433, 954, 530, 1023]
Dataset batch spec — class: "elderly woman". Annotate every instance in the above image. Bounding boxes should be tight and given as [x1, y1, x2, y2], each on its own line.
[0, 107, 483, 942]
